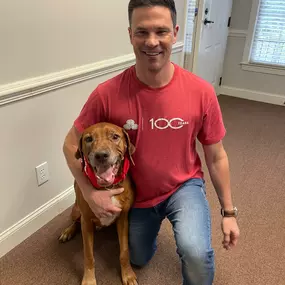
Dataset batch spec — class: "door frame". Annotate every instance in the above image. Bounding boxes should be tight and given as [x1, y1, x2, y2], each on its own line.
[182, 0, 204, 73]
[183, 0, 232, 95]
[190, 0, 204, 74]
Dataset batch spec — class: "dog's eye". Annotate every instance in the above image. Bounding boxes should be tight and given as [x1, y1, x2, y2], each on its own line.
[85, 136, 93, 143]
[112, 134, 120, 140]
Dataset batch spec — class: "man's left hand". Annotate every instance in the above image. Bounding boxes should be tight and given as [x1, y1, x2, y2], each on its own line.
[221, 217, 240, 250]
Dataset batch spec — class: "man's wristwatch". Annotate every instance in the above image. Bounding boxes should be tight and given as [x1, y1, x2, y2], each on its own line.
[221, 207, 238, 218]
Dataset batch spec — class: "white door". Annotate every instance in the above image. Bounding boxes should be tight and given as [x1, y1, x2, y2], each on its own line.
[189, 0, 233, 93]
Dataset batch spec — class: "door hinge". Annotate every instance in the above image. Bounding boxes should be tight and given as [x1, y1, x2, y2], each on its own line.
[219, 77, 223, 86]
[227, 16, 231, 27]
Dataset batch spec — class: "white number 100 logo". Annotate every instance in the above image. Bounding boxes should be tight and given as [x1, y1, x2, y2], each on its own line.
[149, 118, 188, 130]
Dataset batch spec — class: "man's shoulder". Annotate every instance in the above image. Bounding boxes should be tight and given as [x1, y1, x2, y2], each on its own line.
[174, 64, 217, 104]
[176, 64, 214, 91]
[96, 65, 134, 93]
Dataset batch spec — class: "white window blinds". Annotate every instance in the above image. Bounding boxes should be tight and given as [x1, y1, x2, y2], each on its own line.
[250, 0, 285, 66]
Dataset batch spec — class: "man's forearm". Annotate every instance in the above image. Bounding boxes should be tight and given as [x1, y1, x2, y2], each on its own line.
[205, 152, 234, 210]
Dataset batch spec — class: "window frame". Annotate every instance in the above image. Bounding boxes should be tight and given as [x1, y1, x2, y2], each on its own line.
[241, 0, 285, 76]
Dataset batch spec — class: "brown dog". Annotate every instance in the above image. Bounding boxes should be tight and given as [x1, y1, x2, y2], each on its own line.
[59, 122, 138, 285]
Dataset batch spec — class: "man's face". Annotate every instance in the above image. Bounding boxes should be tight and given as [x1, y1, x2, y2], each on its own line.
[128, 6, 179, 72]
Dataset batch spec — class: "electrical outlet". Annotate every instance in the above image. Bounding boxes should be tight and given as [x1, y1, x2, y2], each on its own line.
[35, 162, 49, 186]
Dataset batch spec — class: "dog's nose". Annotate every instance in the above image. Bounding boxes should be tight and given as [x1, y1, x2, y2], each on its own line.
[95, 151, 110, 162]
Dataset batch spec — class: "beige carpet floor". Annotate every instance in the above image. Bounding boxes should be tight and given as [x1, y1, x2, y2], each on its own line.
[1, 95, 285, 285]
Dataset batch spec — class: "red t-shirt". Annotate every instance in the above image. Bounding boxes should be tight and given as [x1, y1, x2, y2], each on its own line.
[74, 63, 226, 208]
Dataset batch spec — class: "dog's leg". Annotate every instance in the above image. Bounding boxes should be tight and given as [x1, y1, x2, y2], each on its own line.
[116, 211, 138, 285]
[59, 202, 81, 243]
[81, 216, 97, 285]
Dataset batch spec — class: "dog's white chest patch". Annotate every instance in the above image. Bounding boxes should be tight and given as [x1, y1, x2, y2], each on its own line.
[98, 196, 121, 227]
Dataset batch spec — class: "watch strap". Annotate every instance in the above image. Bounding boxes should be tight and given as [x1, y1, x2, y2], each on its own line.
[221, 207, 238, 217]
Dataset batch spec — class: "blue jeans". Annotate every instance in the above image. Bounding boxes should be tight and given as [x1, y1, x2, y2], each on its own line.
[129, 178, 215, 285]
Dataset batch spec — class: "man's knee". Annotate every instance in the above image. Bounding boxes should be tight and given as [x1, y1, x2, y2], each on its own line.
[129, 238, 157, 268]
[130, 248, 156, 268]
[176, 236, 215, 269]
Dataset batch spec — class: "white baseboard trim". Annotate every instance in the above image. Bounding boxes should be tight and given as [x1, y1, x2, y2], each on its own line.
[0, 186, 75, 258]
[228, 29, 247, 38]
[219, 86, 285, 106]
[0, 41, 184, 106]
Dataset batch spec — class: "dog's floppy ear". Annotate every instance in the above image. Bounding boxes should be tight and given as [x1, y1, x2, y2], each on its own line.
[123, 129, 135, 165]
[75, 135, 83, 159]
[75, 135, 86, 171]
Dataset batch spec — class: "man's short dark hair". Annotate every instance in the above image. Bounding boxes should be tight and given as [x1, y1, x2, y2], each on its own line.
[128, 0, 177, 27]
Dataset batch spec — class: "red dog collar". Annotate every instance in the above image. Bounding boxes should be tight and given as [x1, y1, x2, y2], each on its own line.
[82, 155, 130, 188]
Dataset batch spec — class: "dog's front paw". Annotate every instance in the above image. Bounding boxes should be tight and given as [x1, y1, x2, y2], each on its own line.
[122, 268, 138, 285]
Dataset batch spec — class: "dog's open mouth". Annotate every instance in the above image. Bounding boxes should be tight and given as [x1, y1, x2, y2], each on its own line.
[94, 162, 120, 186]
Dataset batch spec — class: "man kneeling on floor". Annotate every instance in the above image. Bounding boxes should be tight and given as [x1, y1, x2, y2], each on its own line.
[62, 0, 240, 284]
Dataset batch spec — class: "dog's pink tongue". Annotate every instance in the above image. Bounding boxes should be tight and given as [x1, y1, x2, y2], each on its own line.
[97, 167, 115, 184]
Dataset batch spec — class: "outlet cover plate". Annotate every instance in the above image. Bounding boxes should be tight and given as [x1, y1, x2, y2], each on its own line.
[35, 162, 49, 186]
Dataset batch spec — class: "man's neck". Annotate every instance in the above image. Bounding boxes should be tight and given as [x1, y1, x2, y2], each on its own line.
[135, 61, 174, 88]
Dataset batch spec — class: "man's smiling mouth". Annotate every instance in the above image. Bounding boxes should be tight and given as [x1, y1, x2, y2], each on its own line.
[143, 51, 162, 56]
